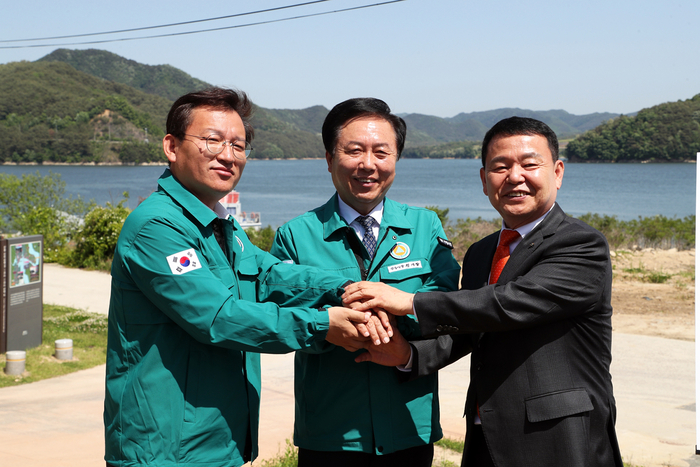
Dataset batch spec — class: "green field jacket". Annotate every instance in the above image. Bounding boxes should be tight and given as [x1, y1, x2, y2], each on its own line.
[271, 195, 460, 455]
[104, 170, 349, 467]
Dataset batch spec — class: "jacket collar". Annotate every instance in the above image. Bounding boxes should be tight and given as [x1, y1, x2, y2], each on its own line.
[503, 202, 565, 267]
[157, 168, 218, 228]
[519, 203, 565, 244]
[321, 194, 413, 240]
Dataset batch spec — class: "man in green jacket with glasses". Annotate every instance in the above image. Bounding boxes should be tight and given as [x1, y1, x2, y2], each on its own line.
[104, 88, 377, 467]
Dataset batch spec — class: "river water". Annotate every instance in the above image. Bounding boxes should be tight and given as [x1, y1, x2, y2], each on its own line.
[0, 159, 695, 228]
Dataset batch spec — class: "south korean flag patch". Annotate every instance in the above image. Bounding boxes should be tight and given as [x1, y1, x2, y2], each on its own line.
[167, 248, 203, 275]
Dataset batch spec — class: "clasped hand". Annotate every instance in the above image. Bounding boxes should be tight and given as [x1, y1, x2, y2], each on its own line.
[325, 306, 393, 352]
[343, 281, 415, 316]
[324, 282, 416, 367]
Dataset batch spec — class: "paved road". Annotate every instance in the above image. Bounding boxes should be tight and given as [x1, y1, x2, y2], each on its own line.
[0, 264, 696, 467]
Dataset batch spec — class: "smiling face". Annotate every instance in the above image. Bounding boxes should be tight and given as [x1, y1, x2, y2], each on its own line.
[163, 106, 247, 209]
[480, 134, 564, 229]
[326, 116, 398, 215]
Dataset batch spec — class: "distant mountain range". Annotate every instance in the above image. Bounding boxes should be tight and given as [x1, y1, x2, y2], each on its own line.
[38, 49, 620, 144]
[5, 48, 684, 164]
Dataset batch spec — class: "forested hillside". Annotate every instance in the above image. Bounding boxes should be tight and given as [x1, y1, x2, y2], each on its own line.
[402, 141, 479, 159]
[565, 94, 700, 162]
[0, 59, 326, 162]
[39, 49, 210, 102]
[0, 60, 171, 163]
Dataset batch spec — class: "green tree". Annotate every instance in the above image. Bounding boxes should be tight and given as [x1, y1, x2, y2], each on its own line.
[425, 206, 450, 228]
[245, 225, 276, 252]
[0, 172, 92, 259]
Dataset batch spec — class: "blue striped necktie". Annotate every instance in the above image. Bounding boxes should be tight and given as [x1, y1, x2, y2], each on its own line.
[357, 215, 377, 259]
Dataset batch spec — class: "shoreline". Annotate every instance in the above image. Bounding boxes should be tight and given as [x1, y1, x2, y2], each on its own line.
[1, 158, 696, 166]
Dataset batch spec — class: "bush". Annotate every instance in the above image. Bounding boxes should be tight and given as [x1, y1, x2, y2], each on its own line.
[68, 195, 130, 269]
[577, 213, 695, 250]
[119, 141, 165, 164]
[246, 225, 276, 252]
[446, 217, 502, 261]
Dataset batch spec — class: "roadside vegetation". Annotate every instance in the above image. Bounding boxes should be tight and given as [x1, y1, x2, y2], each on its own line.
[0, 173, 694, 272]
[576, 213, 695, 251]
[0, 171, 129, 269]
[428, 208, 695, 262]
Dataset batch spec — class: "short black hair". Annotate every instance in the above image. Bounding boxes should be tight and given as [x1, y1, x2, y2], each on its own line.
[166, 87, 254, 143]
[481, 116, 558, 166]
[322, 98, 406, 158]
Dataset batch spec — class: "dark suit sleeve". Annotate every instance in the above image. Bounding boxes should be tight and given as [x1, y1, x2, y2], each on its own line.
[407, 333, 474, 379]
[414, 218, 612, 337]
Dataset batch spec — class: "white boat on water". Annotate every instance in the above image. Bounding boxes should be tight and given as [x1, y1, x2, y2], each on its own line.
[219, 191, 262, 229]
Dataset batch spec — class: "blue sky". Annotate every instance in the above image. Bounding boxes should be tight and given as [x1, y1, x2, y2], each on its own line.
[1, 0, 698, 118]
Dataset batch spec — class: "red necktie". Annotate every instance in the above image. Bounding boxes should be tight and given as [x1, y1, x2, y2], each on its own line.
[489, 229, 520, 285]
[477, 229, 520, 423]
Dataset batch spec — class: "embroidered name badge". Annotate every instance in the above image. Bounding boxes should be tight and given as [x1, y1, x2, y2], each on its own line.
[167, 248, 202, 275]
[437, 237, 454, 250]
[390, 242, 410, 259]
[387, 260, 422, 273]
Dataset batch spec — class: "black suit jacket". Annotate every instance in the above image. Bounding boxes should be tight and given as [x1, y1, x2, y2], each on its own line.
[411, 204, 623, 467]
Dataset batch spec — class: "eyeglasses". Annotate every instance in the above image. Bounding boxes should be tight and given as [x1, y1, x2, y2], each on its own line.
[183, 134, 252, 159]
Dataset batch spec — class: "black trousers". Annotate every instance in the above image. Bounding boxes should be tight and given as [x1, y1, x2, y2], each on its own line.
[465, 425, 495, 467]
[298, 443, 434, 467]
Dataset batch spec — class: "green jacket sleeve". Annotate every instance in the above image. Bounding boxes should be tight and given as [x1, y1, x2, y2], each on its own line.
[270, 225, 341, 354]
[118, 217, 338, 354]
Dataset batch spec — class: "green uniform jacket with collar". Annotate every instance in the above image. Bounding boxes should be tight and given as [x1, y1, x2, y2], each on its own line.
[105, 170, 350, 467]
[270, 195, 461, 455]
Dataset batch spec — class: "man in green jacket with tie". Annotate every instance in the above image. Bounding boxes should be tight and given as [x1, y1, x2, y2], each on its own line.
[271, 97, 460, 467]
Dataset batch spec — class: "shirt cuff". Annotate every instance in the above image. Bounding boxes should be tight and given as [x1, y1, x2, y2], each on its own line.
[396, 346, 414, 372]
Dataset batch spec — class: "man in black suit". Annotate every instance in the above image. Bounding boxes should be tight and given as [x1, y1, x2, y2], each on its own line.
[343, 117, 624, 466]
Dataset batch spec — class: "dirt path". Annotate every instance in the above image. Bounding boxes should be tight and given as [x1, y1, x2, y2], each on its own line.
[611, 248, 695, 341]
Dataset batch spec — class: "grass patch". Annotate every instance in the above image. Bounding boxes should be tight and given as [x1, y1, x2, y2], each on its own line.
[646, 271, 672, 283]
[677, 270, 695, 280]
[0, 304, 107, 388]
[259, 440, 298, 467]
[435, 437, 464, 453]
[619, 262, 674, 284]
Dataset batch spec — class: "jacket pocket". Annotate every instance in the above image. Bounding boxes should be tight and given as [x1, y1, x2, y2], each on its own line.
[183, 350, 201, 423]
[524, 388, 593, 423]
[235, 256, 259, 298]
